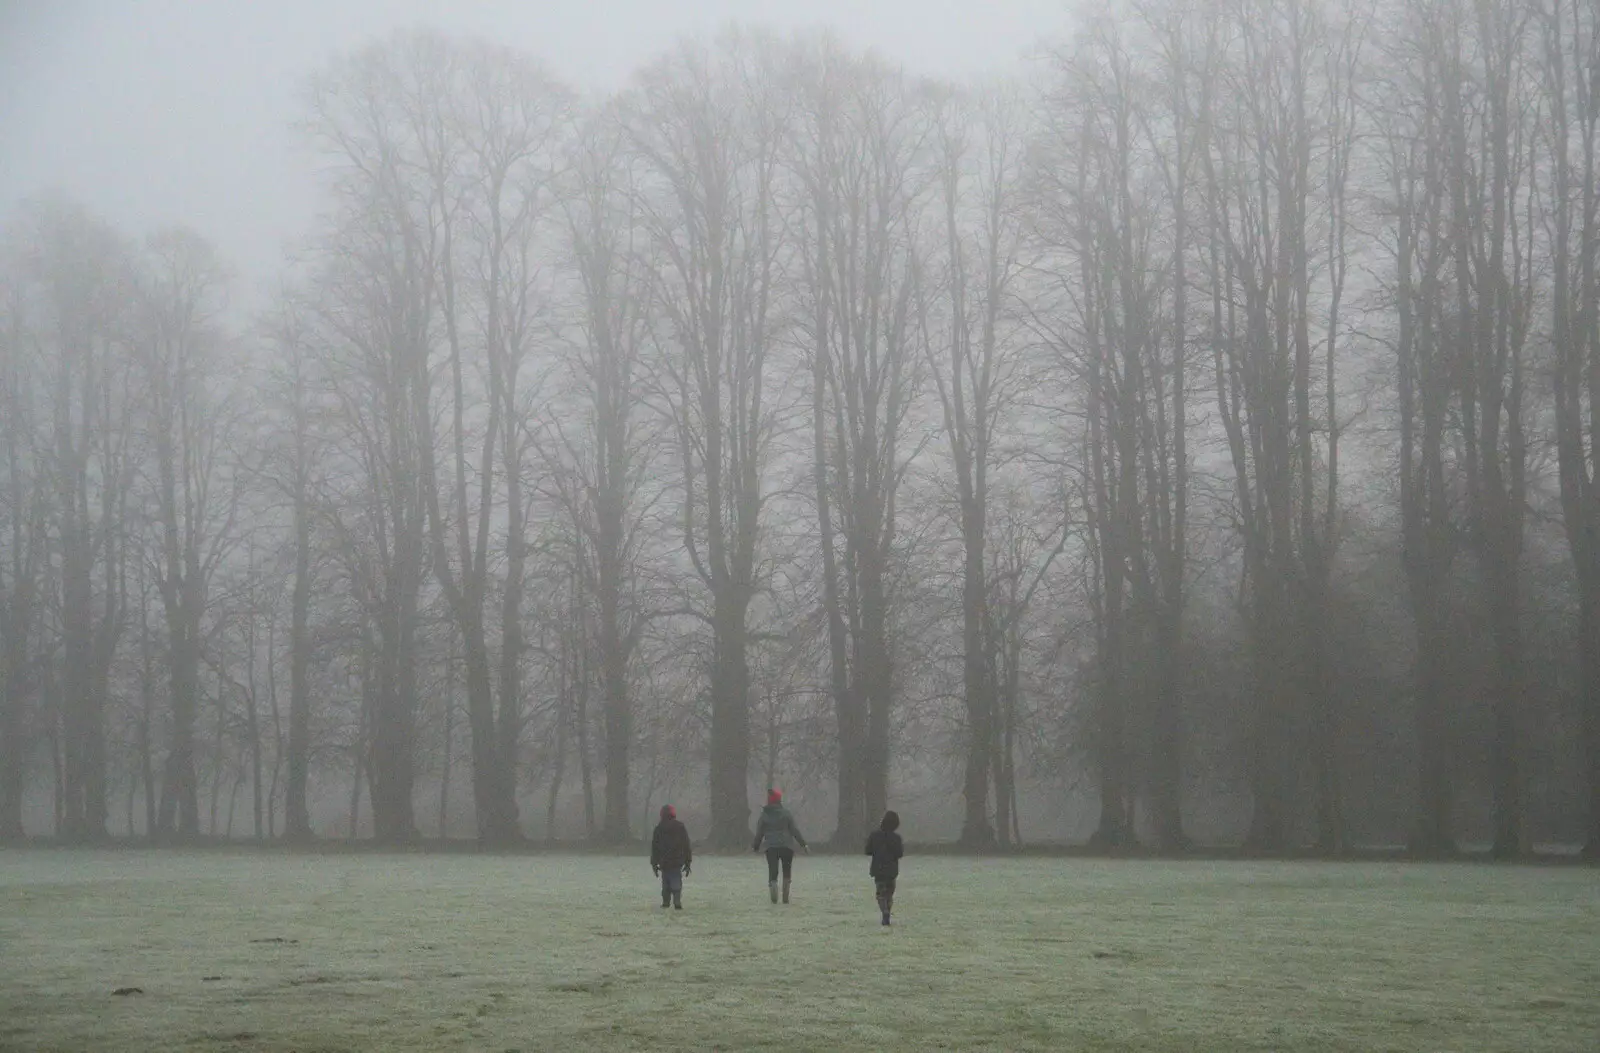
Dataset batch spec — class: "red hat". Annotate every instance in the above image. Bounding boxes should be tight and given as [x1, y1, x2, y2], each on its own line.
[660, 804, 676, 820]
[767, 789, 782, 805]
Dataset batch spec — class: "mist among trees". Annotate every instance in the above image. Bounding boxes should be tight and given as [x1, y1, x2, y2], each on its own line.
[2, 0, 1597, 858]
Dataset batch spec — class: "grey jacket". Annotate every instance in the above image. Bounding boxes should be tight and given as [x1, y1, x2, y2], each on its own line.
[752, 803, 807, 852]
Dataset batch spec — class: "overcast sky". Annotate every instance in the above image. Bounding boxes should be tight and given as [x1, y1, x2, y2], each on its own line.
[1, 0, 1064, 304]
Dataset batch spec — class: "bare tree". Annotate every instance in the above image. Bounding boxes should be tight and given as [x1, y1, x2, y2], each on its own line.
[259, 288, 326, 840]
[403, 36, 569, 845]
[1374, 0, 1465, 855]
[1034, 16, 1165, 848]
[0, 238, 50, 840]
[1194, 0, 1362, 850]
[1441, 0, 1537, 857]
[306, 38, 447, 842]
[790, 38, 929, 844]
[983, 479, 1071, 847]
[545, 106, 660, 841]
[136, 227, 241, 840]
[629, 31, 790, 846]
[924, 84, 1029, 846]
[15, 198, 138, 841]
[1537, 0, 1600, 859]
[1131, 0, 1207, 853]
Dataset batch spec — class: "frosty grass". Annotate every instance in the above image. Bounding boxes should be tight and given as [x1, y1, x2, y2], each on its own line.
[1, 850, 1596, 1051]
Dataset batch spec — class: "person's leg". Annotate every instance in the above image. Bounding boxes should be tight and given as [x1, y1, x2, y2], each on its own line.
[780, 848, 794, 903]
[661, 869, 672, 908]
[668, 868, 684, 910]
[766, 849, 780, 902]
[880, 879, 895, 925]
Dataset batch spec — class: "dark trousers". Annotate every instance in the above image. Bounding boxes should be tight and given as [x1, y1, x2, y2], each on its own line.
[660, 867, 683, 906]
[875, 877, 896, 913]
[765, 848, 794, 883]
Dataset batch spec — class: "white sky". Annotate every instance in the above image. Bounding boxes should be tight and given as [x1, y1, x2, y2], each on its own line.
[0, 0, 1066, 301]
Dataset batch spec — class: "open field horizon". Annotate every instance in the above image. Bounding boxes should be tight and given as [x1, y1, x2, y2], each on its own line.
[5, 835, 1597, 861]
[2, 851, 1597, 1051]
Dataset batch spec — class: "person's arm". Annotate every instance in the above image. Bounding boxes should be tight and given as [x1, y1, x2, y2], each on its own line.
[893, 833, 904, 860]
[650, 826, 662, 870]
[682, 826, 693, 866]
[789, 814, 807, 849]
[751, 818, 763, 853]
[864, 832, 874, 856]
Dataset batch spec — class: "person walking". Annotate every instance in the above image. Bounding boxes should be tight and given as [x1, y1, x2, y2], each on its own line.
[751, 789, 808, 904]
[865, 810, 904, 926]
[650, 804, 692, 910]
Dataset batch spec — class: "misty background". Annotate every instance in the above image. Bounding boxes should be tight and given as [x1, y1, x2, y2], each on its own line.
[0, 0, 1057, 295]
[1, 0, 1596, 856]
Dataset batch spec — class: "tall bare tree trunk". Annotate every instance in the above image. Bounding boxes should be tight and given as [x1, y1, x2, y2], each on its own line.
[440, 649, 455, 839]
[286, 444, 314, 841]
[631, 36, 785, 847]
[1442, 0, 1532, 858]
[790, 40, 922, 843]
[1538, 0, 1600, 859]
[0, 293, 43, 842]
[545, 634, 567, 842]
[246, 582, 263, 841]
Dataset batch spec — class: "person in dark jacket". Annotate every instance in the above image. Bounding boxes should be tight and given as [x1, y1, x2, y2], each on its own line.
[650, 804, 692, 910]
[751, 788, 808, 904]
[865, 810, 904, 926]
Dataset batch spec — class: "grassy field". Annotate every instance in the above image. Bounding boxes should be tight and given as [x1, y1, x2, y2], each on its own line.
[1, 850, 1596, 1052]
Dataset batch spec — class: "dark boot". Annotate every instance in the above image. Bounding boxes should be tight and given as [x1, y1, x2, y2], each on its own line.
[781, 878, 791, 904]
[672, 891, 683, 910]
[662, 889, 672, 909]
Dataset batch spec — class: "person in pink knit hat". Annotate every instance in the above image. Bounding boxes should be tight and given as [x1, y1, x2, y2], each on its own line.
[750, 788, 808, 904]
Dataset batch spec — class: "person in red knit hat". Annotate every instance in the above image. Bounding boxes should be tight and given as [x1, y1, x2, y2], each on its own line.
[650, 804, 692, 910]
[751, 788, 808, 903]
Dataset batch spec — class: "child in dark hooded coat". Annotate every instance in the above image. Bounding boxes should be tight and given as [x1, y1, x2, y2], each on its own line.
[865, 810, 904, 926]
[650, 805, 692, 910]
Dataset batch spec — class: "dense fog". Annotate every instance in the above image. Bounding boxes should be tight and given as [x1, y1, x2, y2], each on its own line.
[2, 0, 1597, 856]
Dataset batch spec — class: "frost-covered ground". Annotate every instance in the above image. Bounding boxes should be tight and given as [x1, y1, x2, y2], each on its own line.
[1, 850, 1596, 1052]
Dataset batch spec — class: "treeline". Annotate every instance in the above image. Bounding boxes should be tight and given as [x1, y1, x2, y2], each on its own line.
[1, 0, 1596, 856]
